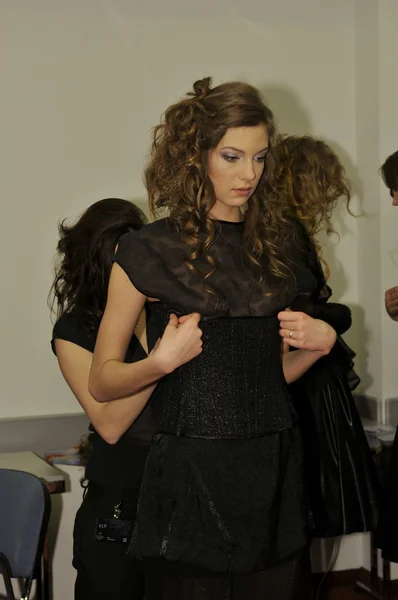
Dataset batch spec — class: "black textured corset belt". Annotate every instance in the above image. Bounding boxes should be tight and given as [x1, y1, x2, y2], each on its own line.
[149, 304, 296, 438]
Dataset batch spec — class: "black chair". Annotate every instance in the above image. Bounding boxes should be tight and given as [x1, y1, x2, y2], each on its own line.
[0, 468, 51, 600]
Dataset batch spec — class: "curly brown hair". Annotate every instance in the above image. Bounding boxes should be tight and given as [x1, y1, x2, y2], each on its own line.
[145, 76, 295, 287]
[273, 135, 351, 239]
[270, 135, 352, 278]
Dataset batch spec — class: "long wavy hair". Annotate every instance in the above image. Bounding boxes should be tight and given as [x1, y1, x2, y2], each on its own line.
[145, 76, 294, 286]
[270, 135, 351, 277]
[49, 198, 147, 333]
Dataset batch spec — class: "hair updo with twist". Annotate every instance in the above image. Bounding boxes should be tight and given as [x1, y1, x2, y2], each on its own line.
[188, 77, 212, 101]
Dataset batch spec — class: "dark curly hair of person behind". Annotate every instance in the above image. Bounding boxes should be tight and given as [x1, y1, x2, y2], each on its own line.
[48, 198, 147, 335]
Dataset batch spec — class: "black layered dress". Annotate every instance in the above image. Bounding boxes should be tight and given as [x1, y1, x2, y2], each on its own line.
[114, 217, 318, 599]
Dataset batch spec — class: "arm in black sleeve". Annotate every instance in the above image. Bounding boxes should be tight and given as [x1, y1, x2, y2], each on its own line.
[305, 233, 352, 335]
[314, 301, 352, 335]
[290, 223, 353, 336]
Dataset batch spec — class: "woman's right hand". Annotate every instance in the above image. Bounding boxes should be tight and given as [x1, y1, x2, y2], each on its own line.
[151, 312, 203, 374]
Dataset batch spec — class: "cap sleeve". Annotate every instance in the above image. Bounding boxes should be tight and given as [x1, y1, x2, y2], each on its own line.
[114, 220, 183, 303]
[51, 313, 96, 355]
[114, 230, 150, 296]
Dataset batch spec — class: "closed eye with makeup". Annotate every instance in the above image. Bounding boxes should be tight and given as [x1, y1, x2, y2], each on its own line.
[208, 125, 269, 220]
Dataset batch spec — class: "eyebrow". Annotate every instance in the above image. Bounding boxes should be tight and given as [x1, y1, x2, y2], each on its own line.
[221, 146, 269, 155]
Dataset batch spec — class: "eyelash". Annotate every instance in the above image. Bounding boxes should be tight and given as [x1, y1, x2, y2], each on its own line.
[222, 155, 266, 163]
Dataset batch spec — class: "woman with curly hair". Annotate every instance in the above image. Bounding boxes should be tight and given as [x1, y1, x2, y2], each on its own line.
[89, 79, 337, 599]
[49, 198, 198, 600]
[272, 135, 380, 539]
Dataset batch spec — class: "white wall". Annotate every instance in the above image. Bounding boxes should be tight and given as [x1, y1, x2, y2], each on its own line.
[353, 0, 398, 410]
[378, 0, 398, 407]
[0, 0, 358, 419]
[354, 0, 383, 402]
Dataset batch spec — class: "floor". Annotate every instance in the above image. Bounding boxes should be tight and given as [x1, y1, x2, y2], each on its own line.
[313, 577, 396, 600]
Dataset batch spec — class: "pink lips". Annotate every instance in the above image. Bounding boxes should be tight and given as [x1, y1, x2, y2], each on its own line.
[234, 188, 252, 195]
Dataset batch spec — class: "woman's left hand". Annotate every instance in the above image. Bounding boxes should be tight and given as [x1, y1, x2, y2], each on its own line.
[278, 309, 337, 355]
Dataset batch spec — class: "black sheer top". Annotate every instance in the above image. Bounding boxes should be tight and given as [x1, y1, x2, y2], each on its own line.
[115, 218, 317, 318]
[115, 218, 318, 439]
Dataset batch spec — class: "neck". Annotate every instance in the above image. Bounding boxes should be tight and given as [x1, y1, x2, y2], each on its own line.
[209, 205, 243, 223]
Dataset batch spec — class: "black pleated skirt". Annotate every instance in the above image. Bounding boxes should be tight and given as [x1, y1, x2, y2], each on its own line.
[292, 369, 381, 538]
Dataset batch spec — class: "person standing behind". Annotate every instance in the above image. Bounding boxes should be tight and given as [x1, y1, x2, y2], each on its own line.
[376, 151, 398, 564]
[49, 198, 199, 600]
[381, 150, 398, 320]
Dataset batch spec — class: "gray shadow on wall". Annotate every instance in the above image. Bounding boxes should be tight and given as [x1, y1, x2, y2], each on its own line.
[259, 84, 313, 136]
[324, 137, 365, 240]
[318, 140, 371, 391]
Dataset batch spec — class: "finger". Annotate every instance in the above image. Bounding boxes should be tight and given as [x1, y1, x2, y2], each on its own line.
[167, 313, 178, 328]
[386, 299, 398, 310]
[386, 302, 398, 314]
[278, 311, 304, 321]
[386, 287, 398, 297]
[178, 314, 192, 324]
[279, 329, 302, 340]
[386, 285, 398, 294]
[386, 293, 398, 303]
[279, 329, 290, 339]
[279, 321, 300, 331]
[188, 312, 201, 324]
[386, 289, 398, 301]
[283, 337, 305, 349]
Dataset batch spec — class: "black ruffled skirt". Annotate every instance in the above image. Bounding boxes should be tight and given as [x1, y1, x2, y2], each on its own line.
[129, 426, 309, 574]
[291, 339, 381, 538]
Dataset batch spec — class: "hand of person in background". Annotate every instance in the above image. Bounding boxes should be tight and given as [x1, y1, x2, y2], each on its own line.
[385, 286, 398, 321]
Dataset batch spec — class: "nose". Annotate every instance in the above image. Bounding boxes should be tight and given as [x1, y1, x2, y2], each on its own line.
[240, 159, 257, 182]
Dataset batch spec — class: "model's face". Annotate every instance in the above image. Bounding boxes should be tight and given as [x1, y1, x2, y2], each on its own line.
[208, 125, 269, 221]
[391, 189, 398, 207]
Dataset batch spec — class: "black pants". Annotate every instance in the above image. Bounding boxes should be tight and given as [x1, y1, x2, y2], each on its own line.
[376, 425, 398, 563]
[73, 482, 162, 600]
[73, 482, 309, 600]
